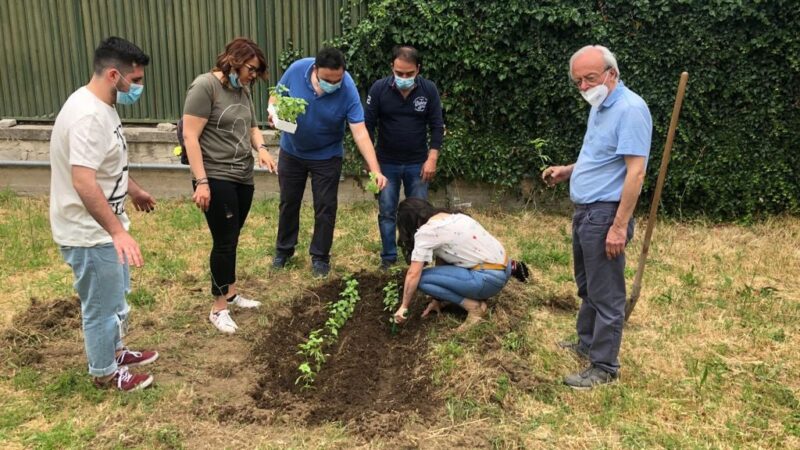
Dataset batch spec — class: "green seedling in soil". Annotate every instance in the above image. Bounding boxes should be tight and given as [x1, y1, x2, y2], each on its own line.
[365, 172, 380, 194]
[382, 280, 401, 335]
[296, 277, 361, 388]
[296, 328, 325, 389]
[269, 85, 308, 123]
[326, 277, 359, 338]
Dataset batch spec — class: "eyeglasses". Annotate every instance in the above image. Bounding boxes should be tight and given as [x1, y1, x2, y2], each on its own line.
[244, 63, 261, 74]
[571, 67, 610, 87]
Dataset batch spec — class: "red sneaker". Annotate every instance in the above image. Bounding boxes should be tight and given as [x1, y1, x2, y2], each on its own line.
[116, 348, 159, 367]
[94, 367, 153, 392]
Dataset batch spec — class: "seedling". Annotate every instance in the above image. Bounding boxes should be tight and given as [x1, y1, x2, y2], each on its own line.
[269, 85, 308, 123]
[296, 328, 325, 389]
[295, 276, 361, 388]
[365, 172, 380, 194]
[382, 280, 400, 335]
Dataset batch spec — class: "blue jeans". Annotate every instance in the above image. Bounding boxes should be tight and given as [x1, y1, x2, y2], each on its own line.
[61, 243, 130, 377]
[572, 202, 634, 375]
[418, 263, 511, 307]
[378, 162, 428, 262]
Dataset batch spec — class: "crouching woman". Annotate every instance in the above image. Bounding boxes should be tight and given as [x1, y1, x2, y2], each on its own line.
[392, 198, 529, 330]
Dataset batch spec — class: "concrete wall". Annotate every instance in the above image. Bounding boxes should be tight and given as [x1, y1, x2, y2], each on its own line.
[0, 124, 563, 209]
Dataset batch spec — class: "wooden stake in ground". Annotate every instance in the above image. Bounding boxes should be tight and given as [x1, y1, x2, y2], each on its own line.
[625, 72, 689, 322]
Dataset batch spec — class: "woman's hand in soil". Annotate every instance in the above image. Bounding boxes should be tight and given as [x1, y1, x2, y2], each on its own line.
[421, 300, 442, 318]
[393, 306, 409, 324]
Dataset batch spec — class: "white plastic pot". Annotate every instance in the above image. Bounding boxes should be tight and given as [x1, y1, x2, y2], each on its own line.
[268, 104, 298, 134]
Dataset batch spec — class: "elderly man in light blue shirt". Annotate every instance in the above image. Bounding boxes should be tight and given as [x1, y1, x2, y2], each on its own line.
[542, 45, 652, 389]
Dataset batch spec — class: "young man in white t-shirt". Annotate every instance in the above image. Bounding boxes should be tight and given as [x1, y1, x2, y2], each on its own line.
[50, 36, 159, 392]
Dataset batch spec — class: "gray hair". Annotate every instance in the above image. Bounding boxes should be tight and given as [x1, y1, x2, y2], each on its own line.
[568, 45, 620, 80]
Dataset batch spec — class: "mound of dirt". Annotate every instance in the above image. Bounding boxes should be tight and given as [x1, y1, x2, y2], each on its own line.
[2, 296, 81, 366]
[249, 272, 439, 438]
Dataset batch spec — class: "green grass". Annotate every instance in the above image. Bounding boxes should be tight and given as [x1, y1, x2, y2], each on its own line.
[22, 420, 96, 450]
[0, 194, 798, 448]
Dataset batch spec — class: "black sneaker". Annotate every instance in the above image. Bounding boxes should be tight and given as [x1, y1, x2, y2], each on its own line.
[379, 259, 396, 272]
[511, 260, 530, 282]
[564, 366, 617, 390]
[272, 255, 290, 269]
[558, 340, 589, 360]
[311, 260, 330, 278]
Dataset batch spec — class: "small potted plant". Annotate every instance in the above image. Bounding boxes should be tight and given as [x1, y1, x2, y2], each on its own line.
[268, 85, 307, 134]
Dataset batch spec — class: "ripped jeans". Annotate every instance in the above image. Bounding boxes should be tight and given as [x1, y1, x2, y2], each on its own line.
[61, 243, 131, 377]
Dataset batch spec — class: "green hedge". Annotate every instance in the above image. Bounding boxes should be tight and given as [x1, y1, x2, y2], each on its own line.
[327, 0, 800, 219]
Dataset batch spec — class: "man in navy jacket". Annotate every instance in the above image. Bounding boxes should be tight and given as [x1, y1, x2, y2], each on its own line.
[365, 45, 445, 270]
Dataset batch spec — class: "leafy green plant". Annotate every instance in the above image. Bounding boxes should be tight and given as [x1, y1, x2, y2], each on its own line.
[296, 328, 326, 389]
[269, 85, 308, 123]
[331, 0, 800, 220]
[365, 172, 380, 194]
[296, 276, 361, 388]
[382, 280, 400, 335]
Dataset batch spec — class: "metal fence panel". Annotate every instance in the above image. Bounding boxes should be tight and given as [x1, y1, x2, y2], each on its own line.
[0, 0, 366, 123]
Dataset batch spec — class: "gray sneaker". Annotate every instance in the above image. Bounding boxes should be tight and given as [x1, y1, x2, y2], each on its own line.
[558, 340, 589, 360]
[564, 366, 617, 390]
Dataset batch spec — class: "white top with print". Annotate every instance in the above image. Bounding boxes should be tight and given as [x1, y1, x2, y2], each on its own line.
[411, 214, 506, 268]
[50, 87, 130, 247]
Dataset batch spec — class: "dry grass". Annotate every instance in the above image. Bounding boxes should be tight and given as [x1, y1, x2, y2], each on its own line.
[0, 189, 798, 449]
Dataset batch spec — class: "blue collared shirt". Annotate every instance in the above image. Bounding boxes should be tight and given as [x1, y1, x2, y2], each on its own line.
[570, 80, 652, 204]
[276, 58, 365, 160]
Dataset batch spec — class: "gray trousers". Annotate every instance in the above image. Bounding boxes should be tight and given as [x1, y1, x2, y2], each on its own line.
[572, 202, 634, 375]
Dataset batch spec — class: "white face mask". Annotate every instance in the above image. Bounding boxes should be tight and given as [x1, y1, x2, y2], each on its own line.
[579, 70, 611, 107]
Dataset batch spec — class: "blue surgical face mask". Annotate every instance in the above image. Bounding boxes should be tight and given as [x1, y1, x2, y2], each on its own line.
[228, 72, 242, 89]
[115, 75, 143, 105]
[394, 75, 415, 90]
[318, 77, 341, 94]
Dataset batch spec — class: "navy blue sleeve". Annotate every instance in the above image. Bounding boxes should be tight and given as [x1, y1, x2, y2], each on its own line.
[427, 81, 445, 151]
[365, 80, 381, 143]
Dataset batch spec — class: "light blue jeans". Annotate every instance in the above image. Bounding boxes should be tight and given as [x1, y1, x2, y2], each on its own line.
[61, 243, 130, 377]
[418, 262, 511, 307]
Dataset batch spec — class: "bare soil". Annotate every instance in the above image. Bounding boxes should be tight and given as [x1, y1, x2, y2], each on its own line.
[249, 271, 440, 438]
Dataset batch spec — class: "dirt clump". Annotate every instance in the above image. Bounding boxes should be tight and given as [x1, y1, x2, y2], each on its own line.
[1, 296, 82, 367]
[250, 272, 439, 438]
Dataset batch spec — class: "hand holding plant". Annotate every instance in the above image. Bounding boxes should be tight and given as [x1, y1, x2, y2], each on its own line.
[393, 306, 409, 324]
[365, 172, 380, 194]
[269, 85, 308, 124]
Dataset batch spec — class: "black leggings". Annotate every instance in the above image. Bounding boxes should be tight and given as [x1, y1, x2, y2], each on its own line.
[194, 178, 254, 297]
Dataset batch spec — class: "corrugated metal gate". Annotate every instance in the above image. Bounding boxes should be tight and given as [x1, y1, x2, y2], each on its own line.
[0, 0, 366, 123]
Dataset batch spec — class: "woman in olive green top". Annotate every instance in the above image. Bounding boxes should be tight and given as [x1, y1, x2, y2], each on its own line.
[182, 37, 276, 334]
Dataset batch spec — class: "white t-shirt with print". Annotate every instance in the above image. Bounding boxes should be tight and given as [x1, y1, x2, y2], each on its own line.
[410, 214, 506, 268]
[50, 87, 130, 247]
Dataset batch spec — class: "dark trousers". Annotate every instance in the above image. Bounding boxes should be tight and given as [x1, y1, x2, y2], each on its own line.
[275, 152, 342, 262]
[572, 201, 634, 375]
[195, 178, 254, 297]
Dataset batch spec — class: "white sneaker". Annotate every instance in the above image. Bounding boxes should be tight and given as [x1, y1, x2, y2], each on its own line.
[209, 309, 239, 334]
[227, 294, 261, 309]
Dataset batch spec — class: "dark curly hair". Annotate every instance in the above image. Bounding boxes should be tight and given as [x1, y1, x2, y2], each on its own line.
[397, 197, 456, 264]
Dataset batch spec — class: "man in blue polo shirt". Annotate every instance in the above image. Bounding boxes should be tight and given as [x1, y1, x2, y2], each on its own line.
[365, 45, 444, 270]
[268, 47, 387, 277]
[542, 45, 652, 389]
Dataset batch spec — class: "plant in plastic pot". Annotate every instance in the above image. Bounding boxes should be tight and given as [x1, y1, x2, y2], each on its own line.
[268, 85, 308, 134]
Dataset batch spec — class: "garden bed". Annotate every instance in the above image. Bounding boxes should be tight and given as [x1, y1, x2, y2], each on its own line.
[249, 271, 440, 437]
